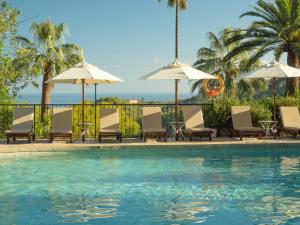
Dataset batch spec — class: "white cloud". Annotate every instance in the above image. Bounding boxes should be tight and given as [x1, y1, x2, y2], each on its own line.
[152, 56, 161, 64]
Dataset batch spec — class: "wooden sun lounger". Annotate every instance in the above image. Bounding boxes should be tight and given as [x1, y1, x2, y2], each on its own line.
[182, 106, 213, 141]
[141, 107, 167, 142]
[49, 108, 73, 143]
[5, 107, 34, 144]
[231, 106, 264, 140]
[279, 106, 300, 139]
[98, 108, 122, 142]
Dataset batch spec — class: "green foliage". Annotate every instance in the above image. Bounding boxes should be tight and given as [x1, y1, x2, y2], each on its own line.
[225, 0, 300, 95]
[158, 0, 188, 10]
[202, 96, 272, 135]
[192, 28, 265, 100]
[15, 20, 83, 80]
[0, 1, 33, 103]
[0, 0, 19, 48]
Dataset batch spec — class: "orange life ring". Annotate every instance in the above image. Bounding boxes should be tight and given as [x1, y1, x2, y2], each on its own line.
[203, 74, 225, 97]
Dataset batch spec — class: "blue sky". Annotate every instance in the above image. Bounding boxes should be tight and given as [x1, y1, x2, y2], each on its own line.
[10, 0, 263, 96]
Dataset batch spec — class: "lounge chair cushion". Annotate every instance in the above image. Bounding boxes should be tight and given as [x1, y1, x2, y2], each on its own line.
[234, 127, 263, 132]
[185, 128, 214, 133]
[49, 130, 72, 134]
[279, 107, 300, 129]
[6, 107, 33, 134]
[182, 106, 207, 130]
[142, 107, 164, 132]
[282, 126, 300, 131]
[99, 129, 121, 133]
[231, 106, 254, 129]
[231, 106, 264, 137]
[143, 128, 166, 133]
[99, 108, 121, 133]
[51, 108, 73, 133]
[5, 130, 32, 134]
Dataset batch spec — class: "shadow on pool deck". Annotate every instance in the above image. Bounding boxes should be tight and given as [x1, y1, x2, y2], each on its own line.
[0, 137, 300, 154]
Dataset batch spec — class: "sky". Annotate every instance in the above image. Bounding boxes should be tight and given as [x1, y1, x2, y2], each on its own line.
[10, 0, 264, 96]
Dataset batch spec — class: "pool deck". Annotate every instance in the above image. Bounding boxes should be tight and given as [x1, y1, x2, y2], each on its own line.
[0, 137, 299, 155]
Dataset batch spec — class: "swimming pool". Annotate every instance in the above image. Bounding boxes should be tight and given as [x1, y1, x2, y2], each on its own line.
[0, 145, 299, 225]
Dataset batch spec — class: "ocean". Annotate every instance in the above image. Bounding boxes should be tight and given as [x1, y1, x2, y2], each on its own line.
[17, 93, 193, 104]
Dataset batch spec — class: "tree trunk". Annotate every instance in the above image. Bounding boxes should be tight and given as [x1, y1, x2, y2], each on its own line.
[41, 63, 52, 122]
[175, 0, 179, 141]
[175, 0, 179, 60]
[286, 51, 299, 96]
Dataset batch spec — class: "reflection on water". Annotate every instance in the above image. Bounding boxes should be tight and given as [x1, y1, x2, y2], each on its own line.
[280, 157, 299, 176]
[162, 198, 214, 224]
[53, 196, 121, 223]
[0, 147, 299, 224]
[244, 196, 300, 225]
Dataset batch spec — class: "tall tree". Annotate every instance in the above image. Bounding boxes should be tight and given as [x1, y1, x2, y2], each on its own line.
[16, 20, 82, 119]
[192, 28, 264, 99]
[225, 0, 300, 96]
[0, 0, 22, 103]
[158, 0, 187, 58]
[0, 0, 19, 46]
[158, 0, 188, 140]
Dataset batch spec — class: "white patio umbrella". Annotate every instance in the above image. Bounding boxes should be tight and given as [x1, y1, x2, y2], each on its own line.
[237, 60, 300, 135]
[141, 60, 216, 140]
[46, 62, 123, 142]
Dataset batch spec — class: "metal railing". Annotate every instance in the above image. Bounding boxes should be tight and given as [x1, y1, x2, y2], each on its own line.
[0, 103, 213, 139]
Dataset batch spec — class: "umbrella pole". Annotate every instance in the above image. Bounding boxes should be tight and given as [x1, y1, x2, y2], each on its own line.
[174, 0, 179, 141]
[175, 79, 179, 141]
[82, 79, 85, 142]
[273, 77, 277, 139]
[94, 84, 97, 139]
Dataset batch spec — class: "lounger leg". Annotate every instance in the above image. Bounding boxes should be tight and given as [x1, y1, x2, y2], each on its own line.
[164, 133, 167, 142]
[70, 135, 73, 143]
[49, 134, 53, 143]
[32, 133, 35, 141]
[144, 133, 147, 142]
[99, 134, 102, 143]
[13, 137, 16, 141]
[119, 135, 122, 143]
[240, 135, 243, 141]
[189, 134, 192, 142]
[293, 133, 297, 139]
[209, 134, 212, 141]
[7, 136, 9, 144]
[28, 136, 31, 143]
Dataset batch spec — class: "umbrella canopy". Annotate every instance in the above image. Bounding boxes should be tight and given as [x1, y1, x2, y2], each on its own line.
[236, 60, 300, 137]
[46, 61, 123, 142]
[141, 60, 216, 80]
[46, 62, 123, 84]
[237, 61, 300, 80]
[141, 60, 216, 141]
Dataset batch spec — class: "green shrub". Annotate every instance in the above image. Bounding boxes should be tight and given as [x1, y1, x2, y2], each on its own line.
[203, 96, 272, 135]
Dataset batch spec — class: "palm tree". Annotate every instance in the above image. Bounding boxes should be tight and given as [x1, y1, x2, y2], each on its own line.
[225, 0, 300, 96]
[15, 20, 82, 120]
[192, 28, 264, 99]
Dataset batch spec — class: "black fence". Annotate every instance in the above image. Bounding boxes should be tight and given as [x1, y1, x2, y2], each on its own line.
[0, 103, 213, 140]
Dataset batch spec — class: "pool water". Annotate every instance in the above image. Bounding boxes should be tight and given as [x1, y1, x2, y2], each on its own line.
[0, 145, 300, 225]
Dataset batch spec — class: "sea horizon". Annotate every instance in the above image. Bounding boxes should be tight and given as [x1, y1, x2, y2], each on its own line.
[17, 92, 193, 104]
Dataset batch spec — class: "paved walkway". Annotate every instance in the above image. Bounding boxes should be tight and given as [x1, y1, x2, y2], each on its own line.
[0, 137, 299, 155]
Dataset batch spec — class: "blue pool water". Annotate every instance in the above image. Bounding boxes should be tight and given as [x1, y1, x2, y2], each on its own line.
[0, 145, 300, 225]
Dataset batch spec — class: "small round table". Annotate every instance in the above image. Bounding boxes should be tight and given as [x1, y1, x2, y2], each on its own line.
[169, 122, 185, 140]
[259, 120, 278, 137]
[79, 122, 93, 141]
